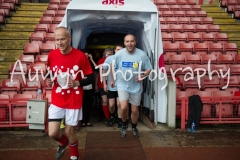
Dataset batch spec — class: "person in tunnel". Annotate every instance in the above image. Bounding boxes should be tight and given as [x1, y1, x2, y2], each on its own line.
[110, 34, 152, 138]
[102, 44, 124, 129]
[95, 48, 114, 126]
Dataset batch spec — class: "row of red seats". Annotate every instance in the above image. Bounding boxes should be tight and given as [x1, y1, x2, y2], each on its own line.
[34, 24, 58, 33]
[159, 10, 207, 17]
[50, 0, 70, 4]
[166, 64, 240, 75]
[157, 4, 200, 11]
[164, 42, 238, 55]
[160, 17, 213, 24]
[43, 9, 65, 17]
[176, 90, 240, 118]
[47, 3, 67, 10]
[0, 0, 19, 5]
[220, 0, 240, 18]
[154, 0, 196, 5]
[162, 32, 228, 44]
[23, 42, 56, 56]
[18, 54, 48, 65]
[29, 32, 55, 43]
[165, 52, 237, 64]
[176, 75, 239, 91]
[0, 2, 15, 10]
[40, 16, 63, 24]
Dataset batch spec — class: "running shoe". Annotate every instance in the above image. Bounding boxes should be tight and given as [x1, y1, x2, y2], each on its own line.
[121, 125, 127, 138]
[70, 156, 79, 160]
[132, 127, 139, 138]
[55, 141, 68, 159]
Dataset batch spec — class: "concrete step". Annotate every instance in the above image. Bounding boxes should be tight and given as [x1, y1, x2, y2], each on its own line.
[6, 20, 39, 24]
[0, 32, 31, 40]
[15, 10, 44, 15]
[0, 28, 34, 32]
[5, 23, 36, 29]
[0, 57, 17, 62]
[0, 62, 12, 69]
[206, 13, 231, 18]
[0, 50, 23, 58]
[219, 25, 240, 32]
[213, 18, 237, 24]
[0, 69, 10, 75]
[10, 17, 41, 22]
[12, 14, 43, 18]
[0, 40, 28, 49]
[19, 4, 47, 10]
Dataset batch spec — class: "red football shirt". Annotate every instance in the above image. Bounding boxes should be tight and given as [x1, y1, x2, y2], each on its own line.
[97, 57, 106, 88]
[48, 48, 93, 109]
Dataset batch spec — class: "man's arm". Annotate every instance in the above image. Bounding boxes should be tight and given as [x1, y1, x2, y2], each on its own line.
[102, 69, 108, 92]
[73, 73, 94, 87]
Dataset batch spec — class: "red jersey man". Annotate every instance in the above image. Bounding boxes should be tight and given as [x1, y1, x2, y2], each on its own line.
[47, 27, 93, 160]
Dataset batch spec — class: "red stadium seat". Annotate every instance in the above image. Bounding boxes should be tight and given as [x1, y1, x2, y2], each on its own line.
[23, 43, 40, 56]
[201, 76, 221, 90]
[21, 79, 41, 98]
[191, 5, 201, 11]
[178, 42, 193, 55]
[218, 54, 234, 64]
[180, 5, 191, 11]
[18, 54, 34, 65]
[230, 64, 240, 75]
[208, 43, 223, 57]
[56, 10, 65, 17]
[43, 10, 56, 17]
[193, 43, 208, 56]
[47, 4, 58, 10]
[194, 24, 208, 34]
[192, 91, 211, 97]
[208, 24, 220, 34]
[192, 64, 209, 74]
[189, 17, 202, 24]
[1, 79, 20, 98]
[166, 0, 176, 5]
[173, 10, 185, 17]
[201, 54, 217, 64]
[34, 24, 49, 33]
[173, 32, 187, 43]
[176, 0, 187, 5]
[164, 43, 178, 55]
[235, 54, 240, 64]
[186, 0, 196, 5]
[216, 104, 234, 118]
[155, 0, 166, 5]
[58, 4, 67, 10]
[0, 3, 14, 10]
[215, 33, 228, 43]
[169, 54, 185, 64]
[187, 32, 201, 44]
[165, 17, 177, 24]
[45, 33, 55, 42]
[185, 11, 196, 17]
[224, 43, 238, 56]
[162, 10, 173, 17]
[29, 62, 47, 86]
[159, 16, 165, 24]
[50, 0, 60, 4]
[30, 32, 45, 42]
[162, 32, 173, 43]
[157, 4, 169, 11]
[183, 76, 200, 90]
[52, 16, 63, 24]
[9, 62, 28, 85]
[177, 17, 189, 24]
[40, 43, 56, 55]
[221, 75, 239, 89]
[48, 24, 58, 33]
[36, 55, 48, 65]
[201, 17, 213, 24]
[169, 5, 180, 11]
[0, 14, 5, 23]
[60, 0, 71, 4]
[227, 0, 237, 13]
[182, 24, 195, 33]
[196, 10, 207, 17]
[169, 24, 182, 32]
[211, 64, 228, 75]
[201, 32, 215, 44]
[40, 16, 53, 24]
[185, 55, 201, 64]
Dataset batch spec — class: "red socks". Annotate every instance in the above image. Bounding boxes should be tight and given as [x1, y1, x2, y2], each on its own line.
[102, 105, 110, 119]
[69, 141, 79, 157]
[56, 134, 68, 146]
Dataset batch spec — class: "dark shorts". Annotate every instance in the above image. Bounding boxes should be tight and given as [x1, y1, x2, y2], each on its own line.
[99, 88, 107, 96]
[107, 90, 118, 99]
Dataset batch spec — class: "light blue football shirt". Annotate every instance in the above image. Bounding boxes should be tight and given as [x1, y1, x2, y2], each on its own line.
[113, 48, 152, 95]
[102, 55, 117, 91]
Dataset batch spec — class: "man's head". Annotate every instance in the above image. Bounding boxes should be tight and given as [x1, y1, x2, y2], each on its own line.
[114, 43, 124, 53]
[124, 34, 136, 54]
[103, 48, 113, 58]
[54, 26, 72, 54]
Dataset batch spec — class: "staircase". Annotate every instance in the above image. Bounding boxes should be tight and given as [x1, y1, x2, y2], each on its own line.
[200, 0, 240, 53]
[0, 2, 48, 83]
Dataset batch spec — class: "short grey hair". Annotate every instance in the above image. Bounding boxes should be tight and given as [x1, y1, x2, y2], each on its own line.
[103, 48, 113, 57]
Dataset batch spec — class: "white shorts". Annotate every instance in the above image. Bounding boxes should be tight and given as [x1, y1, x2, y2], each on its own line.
[48, 104, 82, 126]
[118, 90, 141, 106]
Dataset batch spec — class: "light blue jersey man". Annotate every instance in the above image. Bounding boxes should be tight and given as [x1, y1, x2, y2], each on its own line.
[111, 34, 152, 138]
